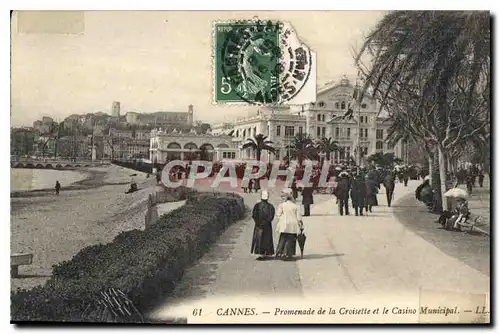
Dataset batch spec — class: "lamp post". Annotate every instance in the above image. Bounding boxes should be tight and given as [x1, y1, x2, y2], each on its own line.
[355, 78, 363, 168]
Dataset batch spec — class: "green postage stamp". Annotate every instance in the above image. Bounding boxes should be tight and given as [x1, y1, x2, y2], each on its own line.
[213, 19, 315, 105]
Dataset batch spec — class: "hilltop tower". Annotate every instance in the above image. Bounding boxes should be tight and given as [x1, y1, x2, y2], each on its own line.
[188, 104, 194, 126]
[112, 101, 121, 118]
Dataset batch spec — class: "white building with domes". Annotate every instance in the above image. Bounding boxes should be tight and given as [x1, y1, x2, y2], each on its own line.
[212, 76, 408, 164]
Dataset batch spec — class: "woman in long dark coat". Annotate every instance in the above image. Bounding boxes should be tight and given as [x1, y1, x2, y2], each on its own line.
[350, 171, 366, 216]
[365, 175, 379, 213]
[251, 190, 275, 260]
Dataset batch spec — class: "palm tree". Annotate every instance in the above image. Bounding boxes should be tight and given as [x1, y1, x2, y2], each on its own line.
[287, 133, 318, 165]
[355, 11, 490, 212]
[317, 137, 339, 162]
[241, 134, 276, 161]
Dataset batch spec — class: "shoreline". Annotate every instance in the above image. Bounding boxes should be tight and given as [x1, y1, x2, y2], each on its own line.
[11, 164, 158, 291]
[10, 167, 132, 198]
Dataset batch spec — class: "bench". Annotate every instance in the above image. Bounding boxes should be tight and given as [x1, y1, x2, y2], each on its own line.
[11, 253, 33, 278]
[457, 213, 490, 236]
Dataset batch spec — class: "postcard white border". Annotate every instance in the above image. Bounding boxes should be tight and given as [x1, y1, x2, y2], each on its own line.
[2, 1, 497, 334]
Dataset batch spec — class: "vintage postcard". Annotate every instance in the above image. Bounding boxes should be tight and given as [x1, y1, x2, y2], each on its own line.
[10, 10, 490, 324]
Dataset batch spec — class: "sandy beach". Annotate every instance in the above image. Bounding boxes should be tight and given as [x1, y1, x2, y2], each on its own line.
[10, 165, 162, 291]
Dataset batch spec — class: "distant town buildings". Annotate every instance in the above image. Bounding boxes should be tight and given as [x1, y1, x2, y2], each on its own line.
[11, 102, 203, 161]
[12, 77, 407, 165]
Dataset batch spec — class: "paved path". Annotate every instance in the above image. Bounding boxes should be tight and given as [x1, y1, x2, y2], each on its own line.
[149, 180, 490, 322]
[457, 175, 490, 221]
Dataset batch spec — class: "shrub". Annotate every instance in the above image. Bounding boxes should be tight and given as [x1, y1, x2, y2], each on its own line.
[156, 186, 196, 203]
[12, 194, 244, 322]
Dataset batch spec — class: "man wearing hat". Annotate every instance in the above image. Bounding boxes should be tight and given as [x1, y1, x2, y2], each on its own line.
[335, 170, 351, 216]
[350, 168, 366, 216]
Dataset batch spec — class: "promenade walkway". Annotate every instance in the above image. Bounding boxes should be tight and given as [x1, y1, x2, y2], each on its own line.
[150, 180, 490, 322]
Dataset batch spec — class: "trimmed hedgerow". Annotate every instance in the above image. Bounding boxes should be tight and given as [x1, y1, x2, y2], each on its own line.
[11, 193, 244, 322]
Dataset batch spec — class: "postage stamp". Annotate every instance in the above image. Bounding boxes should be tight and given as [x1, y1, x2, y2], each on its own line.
[213, 19, 315, 105]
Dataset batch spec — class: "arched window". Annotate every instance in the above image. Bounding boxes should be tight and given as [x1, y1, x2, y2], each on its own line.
[341, 101, 346, 110]
[243, 129, 246, 137]
[335, 102, 340, 109]
[184, 142, 198, 150]
[361, 103, 367, 109]
[318, 101, 325, 107]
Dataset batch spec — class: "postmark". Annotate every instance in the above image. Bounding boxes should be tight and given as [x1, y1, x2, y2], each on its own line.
[213, 18, 314, 105]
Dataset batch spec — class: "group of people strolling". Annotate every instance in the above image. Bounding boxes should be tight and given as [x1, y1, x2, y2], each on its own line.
[250, 189, 304, 261]
[334, 167, 380, 216]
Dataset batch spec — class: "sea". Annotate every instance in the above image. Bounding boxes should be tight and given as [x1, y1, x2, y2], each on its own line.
[10, 168, 88, 192]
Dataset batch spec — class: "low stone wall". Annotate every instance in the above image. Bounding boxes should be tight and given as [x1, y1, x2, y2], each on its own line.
[144, 187, 194, 228]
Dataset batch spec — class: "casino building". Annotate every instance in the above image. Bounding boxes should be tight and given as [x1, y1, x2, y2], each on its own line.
[149, 127, 238, 164]
[212, 75, 407, 164]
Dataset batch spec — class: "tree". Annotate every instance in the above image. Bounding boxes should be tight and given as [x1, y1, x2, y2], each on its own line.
[241, 134, 276, 161]
[366, 152, 401, 168]
[286, 133, 318, 165]
[198, 146, 210, 161]
[355, 11, 490, 212]
[316, 137, 339, 162]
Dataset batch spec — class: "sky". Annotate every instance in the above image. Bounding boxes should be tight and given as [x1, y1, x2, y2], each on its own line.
[10, 10, 386, 127]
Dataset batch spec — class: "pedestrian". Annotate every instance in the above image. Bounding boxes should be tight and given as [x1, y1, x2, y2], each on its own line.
[478, 171, 484, 188]
[55, 181, 61, 196]
[365, 174, 379, 213]
[301, 186, 314, 216]
[403, 168, 409, 187]
[350, 170, 366, 216]
[251, 190, 275, 260]
[275, 188, 303, 261]
[291, 179, 299, 201]
[416, 176, 433, 210]
[335, 171, 351, 216]
[254, 178, 261, 193]
[383, 171, 396, 207]
[248, 179, 254, 193]
[465, 171, 474, 194]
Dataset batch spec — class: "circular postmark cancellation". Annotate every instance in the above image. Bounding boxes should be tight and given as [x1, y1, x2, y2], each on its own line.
[215, 18, 312, 105]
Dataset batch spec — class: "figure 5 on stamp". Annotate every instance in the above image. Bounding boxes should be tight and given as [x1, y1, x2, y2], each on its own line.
[213, 19, 316, 106]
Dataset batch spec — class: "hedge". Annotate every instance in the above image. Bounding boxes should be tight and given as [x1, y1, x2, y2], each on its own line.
[11, 192, 244, 322]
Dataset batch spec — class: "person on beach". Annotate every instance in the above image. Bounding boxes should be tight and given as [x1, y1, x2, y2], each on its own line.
[275, 188, 304, 261]
[250, 190, 275, 260]
[55, 181, 61, 196]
